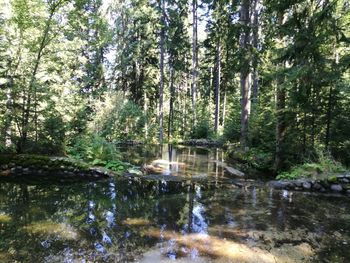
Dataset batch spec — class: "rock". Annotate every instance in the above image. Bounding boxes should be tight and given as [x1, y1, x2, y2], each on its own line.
[22, 168, 30, 174]
[294, 180, 304, 187]
[312, 183, 322, 191]
[302, 182, 312, 190]
[225, 166, 245, 177]
[340, 178, 349, 183]
[346, 190, 350, 195]
[288, 183, 296, 189]
[270, 181, 291, 189]
[330, 184, 343, 192]
[342, 184, 350, 190]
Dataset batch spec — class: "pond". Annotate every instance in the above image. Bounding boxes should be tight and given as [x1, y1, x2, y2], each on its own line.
[0, 145, 350, 262]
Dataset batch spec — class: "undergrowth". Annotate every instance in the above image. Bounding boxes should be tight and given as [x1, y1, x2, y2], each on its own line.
[277, 152, 346, 180]
[67, 134, 130, 173]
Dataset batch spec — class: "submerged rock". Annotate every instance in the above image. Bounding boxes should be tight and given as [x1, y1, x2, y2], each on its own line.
[215, 161, 245, 177]
[225, 166, 245, 177]
[270, 181, 292, 189]
[141, 159, 186, 175]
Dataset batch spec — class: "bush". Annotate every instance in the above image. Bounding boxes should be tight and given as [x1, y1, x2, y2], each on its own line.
[88, 92, 147, 142]
[228, 147, 274, 172]
[191, 119, 213, 139]
[277, 152, 346, 180]
[67, 134, 128, 173]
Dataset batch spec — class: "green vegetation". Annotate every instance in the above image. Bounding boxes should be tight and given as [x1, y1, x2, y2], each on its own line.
[277, 153, 346, 180]
[67, 134, 129, 173]
[228, 147, 274, 172]
[0, 154, 89, 171]
[0, 0, 349, 175]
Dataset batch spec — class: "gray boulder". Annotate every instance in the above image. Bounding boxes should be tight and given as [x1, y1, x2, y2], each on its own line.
[330, 184, 343, 192]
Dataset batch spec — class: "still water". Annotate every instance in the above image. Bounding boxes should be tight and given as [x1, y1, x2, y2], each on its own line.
[1, 145, 350, 262]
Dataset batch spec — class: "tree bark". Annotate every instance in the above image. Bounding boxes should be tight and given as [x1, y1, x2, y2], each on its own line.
[191, 0, 198, 126]
[168, 66, 175, 140]
[325, 86, 332, 149]
[158, 0, 165, 143]
[275, 13, 286, 172]
[214, 41, 221, 133]
[251, 0, 259, 103]
[239, 0, 250, 150]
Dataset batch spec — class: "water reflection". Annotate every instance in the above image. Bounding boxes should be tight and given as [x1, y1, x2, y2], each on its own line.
[120, 145, 236, 181]
[1, 147, 350, 262]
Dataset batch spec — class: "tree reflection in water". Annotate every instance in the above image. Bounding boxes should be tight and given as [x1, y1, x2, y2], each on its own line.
[1, 146, 350, 262]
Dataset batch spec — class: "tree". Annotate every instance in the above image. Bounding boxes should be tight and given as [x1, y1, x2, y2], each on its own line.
[239, 0, 250, 149]
[191, 0, 198, 126]
[159, 0, 166, 143]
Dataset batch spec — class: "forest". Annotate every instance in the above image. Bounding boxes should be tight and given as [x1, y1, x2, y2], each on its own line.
[1, 0, 350, 174]
[1, 0, 350, 262]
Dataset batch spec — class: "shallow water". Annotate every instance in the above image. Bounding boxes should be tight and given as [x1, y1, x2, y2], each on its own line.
[1, 145, 350, 262]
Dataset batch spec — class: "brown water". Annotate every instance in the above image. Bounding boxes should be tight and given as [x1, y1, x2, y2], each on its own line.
[0, 145, 349, 262]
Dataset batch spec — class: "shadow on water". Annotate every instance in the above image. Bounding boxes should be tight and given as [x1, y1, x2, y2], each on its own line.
[1, 145, 350, 262]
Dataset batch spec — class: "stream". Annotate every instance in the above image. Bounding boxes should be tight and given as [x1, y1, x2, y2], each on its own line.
[0, 145, 350, 262]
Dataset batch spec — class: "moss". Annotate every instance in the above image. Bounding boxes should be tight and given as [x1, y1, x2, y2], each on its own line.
[0, 214, 11, 223]
[328, 175, 338, 183]
[0, 154, 90, 171]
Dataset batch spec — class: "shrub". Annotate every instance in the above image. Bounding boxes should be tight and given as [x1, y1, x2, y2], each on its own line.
[277, 152, 346, 180]
[191, 119, 213, 139]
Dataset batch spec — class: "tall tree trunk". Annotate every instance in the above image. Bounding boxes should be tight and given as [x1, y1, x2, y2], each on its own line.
[222, 35, 229, 130]
[1, 79, 14, 146]
[222, 87, 227, 130]
[251, 0, 259, 103]
[191, 0, 198, 126]
[209, 67, 213, 117]
[214, 41, 221, 133]
[275, 13, 286, 172]
[144, 92, 148, 140]
[168, 66, 175, 140]
[158, 0, 165, 143]
[310, 86, 316, 148]
[239, 0, 250, 149]
[325, 86, 333, 149]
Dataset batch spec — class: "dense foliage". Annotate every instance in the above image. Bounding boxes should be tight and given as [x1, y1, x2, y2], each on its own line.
[0, 0, 349, 172]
